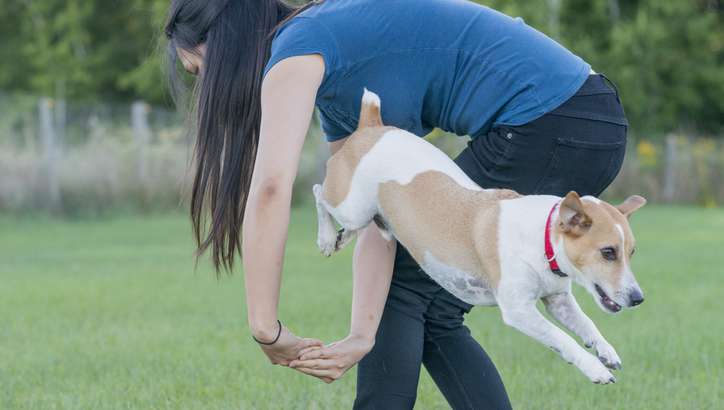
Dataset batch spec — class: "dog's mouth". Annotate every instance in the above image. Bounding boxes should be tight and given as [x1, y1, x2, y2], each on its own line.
[595, 284, 621, 313]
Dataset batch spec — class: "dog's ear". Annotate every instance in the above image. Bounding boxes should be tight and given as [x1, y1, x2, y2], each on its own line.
[616, 195, 647, 218]
[559, 191, 592, 236]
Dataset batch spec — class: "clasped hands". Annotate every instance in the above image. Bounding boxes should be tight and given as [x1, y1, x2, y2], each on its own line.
[257, 324, 374, 384]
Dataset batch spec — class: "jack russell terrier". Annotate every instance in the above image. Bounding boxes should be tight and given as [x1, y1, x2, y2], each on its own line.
[313, 89, 646, 384]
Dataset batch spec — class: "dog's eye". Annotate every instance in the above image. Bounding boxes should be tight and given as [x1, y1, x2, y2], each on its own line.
[600, 247, 617, 261]
[631, 247, 636, 257]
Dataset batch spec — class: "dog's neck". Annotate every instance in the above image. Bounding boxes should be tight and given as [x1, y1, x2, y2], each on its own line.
[500, 195, 576, 289]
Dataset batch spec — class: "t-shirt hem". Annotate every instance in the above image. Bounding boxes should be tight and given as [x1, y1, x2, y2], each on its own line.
[324, 132, 349, 142]
[493, 63, 591, 130]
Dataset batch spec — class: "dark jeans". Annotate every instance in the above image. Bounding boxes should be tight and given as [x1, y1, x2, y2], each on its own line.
[354, 74, 628, 410]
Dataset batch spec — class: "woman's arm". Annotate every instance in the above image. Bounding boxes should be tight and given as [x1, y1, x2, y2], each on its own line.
[290, 187, 397, 382]
[251, 58, 396, 379]
[243, 54, 325, 364]
[351, 225, 396, 346]
[325, 141, 397, 345]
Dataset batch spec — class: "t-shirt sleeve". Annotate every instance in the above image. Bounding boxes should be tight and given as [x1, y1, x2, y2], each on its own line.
[263, 17, 338, 79]
[318, 109, 350, 142]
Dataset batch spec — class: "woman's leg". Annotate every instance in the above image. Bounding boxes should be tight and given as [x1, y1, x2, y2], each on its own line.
[354, 247, 439, 410]
[353, 305, 424, 409]
[356, 246, 513, 410]
[422, 291, 512, 410]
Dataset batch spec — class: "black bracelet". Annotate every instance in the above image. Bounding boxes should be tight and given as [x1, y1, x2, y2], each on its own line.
[253, 320, 282, 345]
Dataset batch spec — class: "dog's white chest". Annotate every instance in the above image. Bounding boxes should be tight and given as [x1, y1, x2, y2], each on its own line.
[421, 252, 497, 306]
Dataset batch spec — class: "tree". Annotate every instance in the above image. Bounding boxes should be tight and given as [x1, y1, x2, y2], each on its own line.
[1, 0, 169, 103]
[477, 0, 724, 135]
[0, 0, 722, 135]
[606, 1, 724, 134]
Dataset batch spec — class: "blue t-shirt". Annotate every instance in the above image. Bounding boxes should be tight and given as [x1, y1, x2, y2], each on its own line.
[264, 0, 591, 142]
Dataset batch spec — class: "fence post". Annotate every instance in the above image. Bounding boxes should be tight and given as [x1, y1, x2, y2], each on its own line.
[547, 0, 561, 38]
[55, 79, 66, 154]
[608, 0, 620, 23]
[662, 134, 677, 203]
[22, 110, 36, 152]
[39, 97, 60, 211]
[132, 101, 151, 185]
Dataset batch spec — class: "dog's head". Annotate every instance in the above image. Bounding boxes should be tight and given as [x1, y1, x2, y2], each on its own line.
[556, 192, 646, 314]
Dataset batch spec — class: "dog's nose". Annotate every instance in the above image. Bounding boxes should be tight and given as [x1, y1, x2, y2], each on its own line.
[628, 289, 644, 306]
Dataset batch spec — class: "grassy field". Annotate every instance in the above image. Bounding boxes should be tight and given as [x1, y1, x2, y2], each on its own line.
[1, 205, 722, 409]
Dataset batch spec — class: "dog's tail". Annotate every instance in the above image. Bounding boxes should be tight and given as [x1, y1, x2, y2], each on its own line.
[358, 88, 383, 129]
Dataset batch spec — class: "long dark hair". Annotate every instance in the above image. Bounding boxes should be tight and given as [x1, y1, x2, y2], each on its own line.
[164, 0, 316, 272]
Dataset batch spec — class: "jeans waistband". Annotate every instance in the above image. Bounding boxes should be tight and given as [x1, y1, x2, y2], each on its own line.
[574, 74, 619, 97]
[546, 73, 628, 126]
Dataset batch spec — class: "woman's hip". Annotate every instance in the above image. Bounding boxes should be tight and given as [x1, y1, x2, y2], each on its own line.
[457, 74, 628, 197]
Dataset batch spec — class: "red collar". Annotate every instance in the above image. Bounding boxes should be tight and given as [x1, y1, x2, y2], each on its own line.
[545, 201, 568, 277]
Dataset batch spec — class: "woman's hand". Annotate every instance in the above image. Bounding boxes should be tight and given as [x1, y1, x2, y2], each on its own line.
[286, 224, 393, 384]
[256, 324, 324, 366]
[288, 333, 375, 383]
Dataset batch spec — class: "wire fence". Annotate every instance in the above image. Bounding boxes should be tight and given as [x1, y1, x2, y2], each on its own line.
[0, 93, 722, 216]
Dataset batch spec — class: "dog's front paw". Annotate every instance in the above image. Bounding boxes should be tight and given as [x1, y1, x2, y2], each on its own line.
[317, 226, 338, 257]
[317, 235, 337, 256]
[318, 240, 336, 257]
[595, 342, 622, 370]
[580, 354, 616, 384]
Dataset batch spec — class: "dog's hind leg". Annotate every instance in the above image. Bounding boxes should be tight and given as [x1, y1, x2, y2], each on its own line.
[335, 228, 358, 251]
[313, 184, 339, 257]
[373, 215, 393, 242]
[333, 213, 390, 251]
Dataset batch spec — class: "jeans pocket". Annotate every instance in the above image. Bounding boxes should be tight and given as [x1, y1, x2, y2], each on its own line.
[533, 137, 626, 197]
[469, 127, 517, 172]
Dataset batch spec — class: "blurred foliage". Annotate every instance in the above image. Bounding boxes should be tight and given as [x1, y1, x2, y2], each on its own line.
[0, 0, 168, 102]
[483, 0, 724, 136]
[604, 135, 724, 207]
[636, 140, 659, 168]
[0, 0, 722, 136]
[0, 128, 191, 216]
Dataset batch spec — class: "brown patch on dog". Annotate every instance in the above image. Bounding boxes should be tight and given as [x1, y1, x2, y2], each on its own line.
[322, 126, 393, 207]
[378, 170, 510, 288]
[489, 189, 521, 201]
[599, 201, 637, 256]
[358, 92, 383, 128]
[558, 193, 640, 284]
[616, 195, 647, 218]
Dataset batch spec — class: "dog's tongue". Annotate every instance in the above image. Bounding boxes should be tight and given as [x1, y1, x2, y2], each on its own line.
[596, 284, 622, 312]
[602, 296, 621, 312]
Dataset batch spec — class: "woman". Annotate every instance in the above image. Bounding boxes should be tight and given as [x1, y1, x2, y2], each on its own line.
[164, 0, 628, 408]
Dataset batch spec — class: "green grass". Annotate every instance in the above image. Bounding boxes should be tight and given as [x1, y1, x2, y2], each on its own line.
[1, 206, 722, 409]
